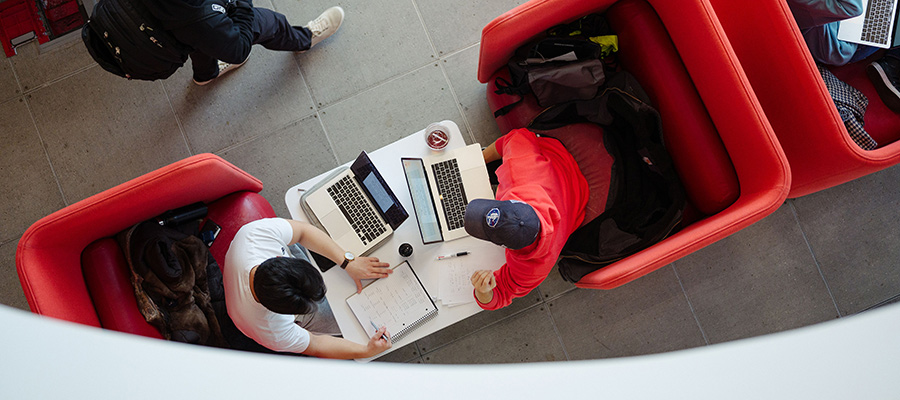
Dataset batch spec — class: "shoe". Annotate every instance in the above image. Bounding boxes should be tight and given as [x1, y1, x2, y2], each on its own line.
[192, 55, 250, 86]
[306, 6, 344, 49]
[866, 56, 900, 114]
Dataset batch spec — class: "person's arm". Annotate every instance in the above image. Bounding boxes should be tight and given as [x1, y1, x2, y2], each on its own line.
[483, 141, 501, 164]
[285, 220, 392, 292]
[302, 326, 391, 359]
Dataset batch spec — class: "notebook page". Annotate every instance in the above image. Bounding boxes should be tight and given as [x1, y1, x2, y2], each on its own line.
[346, 261, 436, 340]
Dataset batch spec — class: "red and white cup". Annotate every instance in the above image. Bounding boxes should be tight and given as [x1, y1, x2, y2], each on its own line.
[425, 123, 450, 151]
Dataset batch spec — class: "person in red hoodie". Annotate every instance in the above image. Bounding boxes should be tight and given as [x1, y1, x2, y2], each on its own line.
[466, 128, 589, 310]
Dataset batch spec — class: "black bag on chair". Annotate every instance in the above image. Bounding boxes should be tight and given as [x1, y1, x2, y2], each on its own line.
[493, 14, 617, 117]
[530, 72, 686, 283]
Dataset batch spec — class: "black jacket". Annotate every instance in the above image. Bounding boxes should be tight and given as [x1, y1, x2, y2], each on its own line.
[139, 0, 255, 64]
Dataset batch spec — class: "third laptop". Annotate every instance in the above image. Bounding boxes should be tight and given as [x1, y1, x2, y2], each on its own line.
[838, 0, 900, 49]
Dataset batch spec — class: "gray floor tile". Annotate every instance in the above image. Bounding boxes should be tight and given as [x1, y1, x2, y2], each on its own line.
[674, 204, 839, 344]
[0, 240, 29, 311]
[441, 46, 503, 146]
[373, 342, 421, 363]
[9, 38, 95, 93]
[791, 166, 900, 315]
[272, 0, 436, 107]
[27, 67, 190, 203]
[319, 63, 467, 163]
[0, 97, 66, 243]
[219, 116, 338, 218]
[537, 263, 578, 301]
[422, 305, 566, 364]
[0, 58, 20, 103]
[415, 0, 529, 56]
[550, 266, 705, 360]
[163, 49, 315, 154]
[415, 290, 543, 354]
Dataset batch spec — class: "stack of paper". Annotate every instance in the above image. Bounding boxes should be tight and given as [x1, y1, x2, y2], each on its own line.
[438, 259, 485, 307]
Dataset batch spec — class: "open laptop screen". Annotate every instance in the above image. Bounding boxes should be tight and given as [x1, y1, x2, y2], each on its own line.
[402, 158, 443, 244]
[350, 151, 408, 230]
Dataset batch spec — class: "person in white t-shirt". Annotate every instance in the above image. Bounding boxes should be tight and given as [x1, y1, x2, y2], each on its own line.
[224, 217, 392, 358]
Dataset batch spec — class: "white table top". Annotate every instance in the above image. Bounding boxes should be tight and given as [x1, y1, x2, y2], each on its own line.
[284, 120, 506, 362]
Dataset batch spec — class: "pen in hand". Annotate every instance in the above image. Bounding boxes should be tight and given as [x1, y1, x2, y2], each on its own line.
[370, 320, 389, 341]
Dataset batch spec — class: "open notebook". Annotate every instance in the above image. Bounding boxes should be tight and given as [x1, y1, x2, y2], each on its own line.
[346, 261, 437, 343]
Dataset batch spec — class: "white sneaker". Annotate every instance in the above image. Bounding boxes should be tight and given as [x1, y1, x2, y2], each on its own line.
[306, 6, 344, 49]
[192, 55, 250, 86]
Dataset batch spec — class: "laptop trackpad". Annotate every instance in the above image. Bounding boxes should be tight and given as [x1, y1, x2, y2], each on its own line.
[321, 208, 352, 238]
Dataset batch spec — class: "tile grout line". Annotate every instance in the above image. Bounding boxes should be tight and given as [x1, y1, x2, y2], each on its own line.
[671, 262, 710, 345]
[410, 0, 441, 63]
[541, 291, 573, 361]
[21, 91, 69, 207]
[438, 57, 477, 144]
[288, 50, 340, 164]
[411, 0, 478, 144]
[19, 63, 98, 96]
[415, 300, 546, 359]
[158, 81, 194, 156]
[787, 199, 843, 318]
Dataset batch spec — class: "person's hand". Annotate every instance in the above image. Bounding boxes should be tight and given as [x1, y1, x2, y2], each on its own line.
[366, 326, 392, 357]
[344, 257, 392, 293]
[470, 270, 496, 304]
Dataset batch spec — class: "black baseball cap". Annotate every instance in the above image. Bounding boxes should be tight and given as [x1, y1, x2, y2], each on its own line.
[464, 199, 540, 250]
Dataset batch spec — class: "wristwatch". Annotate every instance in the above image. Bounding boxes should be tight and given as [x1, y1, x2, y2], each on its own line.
[339, 251, 355, 269]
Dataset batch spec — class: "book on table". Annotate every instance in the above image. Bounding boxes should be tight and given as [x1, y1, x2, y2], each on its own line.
[346, 261, 438, 342]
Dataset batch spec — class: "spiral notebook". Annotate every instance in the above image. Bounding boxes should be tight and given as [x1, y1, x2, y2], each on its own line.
[346, 261, 438, 343]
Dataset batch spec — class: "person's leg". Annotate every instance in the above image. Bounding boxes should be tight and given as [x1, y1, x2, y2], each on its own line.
[294, 297, 341, 336]
[867, 48, 900, 113]
[251, 7, 312, 52]
[190, 51, 220, 82]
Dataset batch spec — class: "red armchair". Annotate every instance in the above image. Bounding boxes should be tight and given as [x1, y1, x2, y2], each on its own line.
[16, 154, 276, 337]
[708, 0, 900, 198]
[478, 0, 791, 289]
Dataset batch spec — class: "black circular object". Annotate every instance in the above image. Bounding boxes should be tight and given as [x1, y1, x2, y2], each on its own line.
[399, 243, 413, 257]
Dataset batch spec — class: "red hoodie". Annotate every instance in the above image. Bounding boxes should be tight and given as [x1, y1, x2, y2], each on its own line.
[477, 128, 589, 310]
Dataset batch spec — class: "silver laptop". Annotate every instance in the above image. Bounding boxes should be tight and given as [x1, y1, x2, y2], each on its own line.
[838, 0, 900, 49]
[300, 152, 408, 256]
[401, 144, 494, 244]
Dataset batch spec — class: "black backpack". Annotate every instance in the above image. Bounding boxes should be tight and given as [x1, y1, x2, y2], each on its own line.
[530, 72, 686, 283]
[82, 0, 194, 80]
[493, 13, 617, 117]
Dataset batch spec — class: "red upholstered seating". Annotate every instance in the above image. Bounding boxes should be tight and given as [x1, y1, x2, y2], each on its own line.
[17, 154, 276, 337]
[479, 0, 791, 289]
[708, 0, 900, 198]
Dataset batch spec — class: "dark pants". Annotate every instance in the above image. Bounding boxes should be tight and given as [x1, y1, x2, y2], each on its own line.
[191, 7, 312, 81]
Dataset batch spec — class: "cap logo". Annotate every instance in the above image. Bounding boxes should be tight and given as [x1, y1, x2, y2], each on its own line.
[485, 208, 501, 228]
[212, 4, 226, 13]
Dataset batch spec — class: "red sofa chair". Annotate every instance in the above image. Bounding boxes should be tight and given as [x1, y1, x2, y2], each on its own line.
[708, 0, 900, 198]
[16, 154, 276, 338]
[478, 0, 791, 289]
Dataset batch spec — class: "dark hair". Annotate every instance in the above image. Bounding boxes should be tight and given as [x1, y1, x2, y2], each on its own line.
[253, 257, 326, 315]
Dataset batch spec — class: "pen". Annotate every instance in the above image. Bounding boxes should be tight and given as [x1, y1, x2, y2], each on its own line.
[370, 320, 389, 341]
[436, 251, 469, 261]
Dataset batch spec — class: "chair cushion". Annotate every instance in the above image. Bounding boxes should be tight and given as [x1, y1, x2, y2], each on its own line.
[82, 239, 163, 339]
[81, 191, 276, 337]
[606, 0, 739, 215]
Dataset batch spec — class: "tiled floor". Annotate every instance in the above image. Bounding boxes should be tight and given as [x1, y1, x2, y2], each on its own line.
[2, 0, 899, 364]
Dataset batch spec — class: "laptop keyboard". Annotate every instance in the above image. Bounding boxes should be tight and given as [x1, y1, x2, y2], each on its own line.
[862, 0, 895, 45]
[327, 176, 386, 245]
[432, 159, 468, 231]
